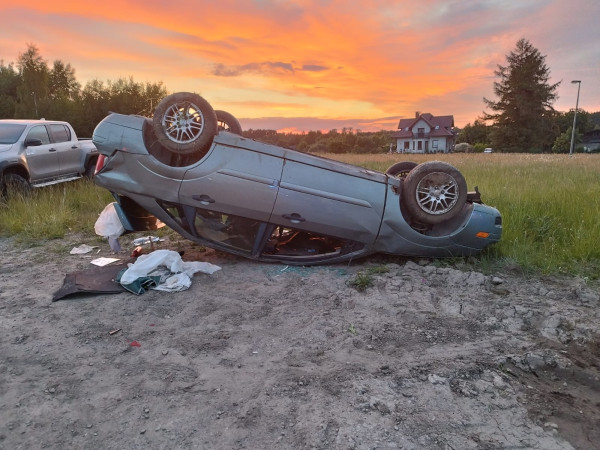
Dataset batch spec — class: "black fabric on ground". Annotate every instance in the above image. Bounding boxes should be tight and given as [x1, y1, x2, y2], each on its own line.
[52, 262, 129, 301]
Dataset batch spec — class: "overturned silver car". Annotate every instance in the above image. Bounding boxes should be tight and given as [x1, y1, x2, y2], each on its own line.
[92, 92, 501, 264]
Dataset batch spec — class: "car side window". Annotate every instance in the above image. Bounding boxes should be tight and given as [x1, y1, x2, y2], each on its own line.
[262, 225, 357, 259]
[159, 201, 262, 253]
[26, 125, 51, 145]
[49, 124, 71, 143]
[192, 209, 262, 253]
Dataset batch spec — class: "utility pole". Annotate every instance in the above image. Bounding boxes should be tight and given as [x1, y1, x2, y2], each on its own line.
[569, 80, 581, 157]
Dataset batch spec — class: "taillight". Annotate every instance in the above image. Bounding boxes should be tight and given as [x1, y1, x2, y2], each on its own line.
[95, 154, 106, 175]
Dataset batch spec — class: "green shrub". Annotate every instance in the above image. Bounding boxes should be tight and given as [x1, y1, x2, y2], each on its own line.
[454, 142, 473, 153]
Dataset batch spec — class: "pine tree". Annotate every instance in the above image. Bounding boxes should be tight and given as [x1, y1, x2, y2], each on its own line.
[484, 39, 560, 152]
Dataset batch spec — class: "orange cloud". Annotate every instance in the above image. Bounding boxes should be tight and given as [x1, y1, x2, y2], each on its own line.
[0, 0, 598, 131]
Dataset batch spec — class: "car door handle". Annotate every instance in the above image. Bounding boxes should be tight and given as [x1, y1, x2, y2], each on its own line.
[282, 213, 305, 224]
[49, 148, 57, 152]
[71, 145, 78, 149]
[192, 194, 216, 206]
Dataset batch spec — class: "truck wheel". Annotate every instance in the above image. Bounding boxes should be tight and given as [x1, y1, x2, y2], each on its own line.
[84, 158, 97, 179]
[402, 161, 467, 225]
[1, 173, 32, 199]
[216, 110, 243, 135]
[152, 92, 218, 157]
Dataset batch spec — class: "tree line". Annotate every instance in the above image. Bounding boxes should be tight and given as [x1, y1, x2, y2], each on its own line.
[0, 44, 168, 137]
[458, 39, 599, 153]
[1, 42, 597, 153]
[243, 128, 397, 154]
[0, 44, 396, 152]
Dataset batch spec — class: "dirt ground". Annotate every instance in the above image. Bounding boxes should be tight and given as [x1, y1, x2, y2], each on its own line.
[1, 234, 599, 450]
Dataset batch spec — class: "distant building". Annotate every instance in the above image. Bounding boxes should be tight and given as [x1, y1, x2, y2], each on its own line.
[392, 112, 456, 153]
[582, 129, 600, 153]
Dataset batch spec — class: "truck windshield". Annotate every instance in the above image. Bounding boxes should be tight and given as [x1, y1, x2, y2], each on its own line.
[0, 124, 27, 144]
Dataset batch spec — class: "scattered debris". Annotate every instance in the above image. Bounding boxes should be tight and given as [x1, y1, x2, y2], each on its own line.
[95, 203, 125, 252]
[69, 244, 98, 255]
[116, 249, 221, 294]
[94, 203, 124, 239]
[90, 257, 120, 267]
[132, 236, 162, 246]
[52, 262, 128, 301]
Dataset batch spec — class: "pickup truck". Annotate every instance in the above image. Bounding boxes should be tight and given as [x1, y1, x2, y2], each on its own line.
[0, 119, 98, 196]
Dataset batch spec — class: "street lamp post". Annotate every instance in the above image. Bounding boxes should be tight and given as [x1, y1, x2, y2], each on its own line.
[569, 80, 581, 157]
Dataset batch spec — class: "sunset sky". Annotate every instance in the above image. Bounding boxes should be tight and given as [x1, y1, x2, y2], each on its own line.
[1, 0, 598, 132]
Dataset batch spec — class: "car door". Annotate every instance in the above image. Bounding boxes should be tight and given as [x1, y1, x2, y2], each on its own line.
[24, 125, 60, 181]
[179, 142, 284, 222]
[271, 159, 387, 245]
[49, 124, 80, 175]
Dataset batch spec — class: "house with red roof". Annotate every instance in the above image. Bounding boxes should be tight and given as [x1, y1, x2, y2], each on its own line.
[392, 112, 456, 153]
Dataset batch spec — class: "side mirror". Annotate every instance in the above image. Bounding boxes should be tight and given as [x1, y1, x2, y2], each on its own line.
[24, 138, 43, 147]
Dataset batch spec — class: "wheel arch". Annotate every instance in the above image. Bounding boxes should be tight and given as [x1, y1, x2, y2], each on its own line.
[0, 161, 30, 182]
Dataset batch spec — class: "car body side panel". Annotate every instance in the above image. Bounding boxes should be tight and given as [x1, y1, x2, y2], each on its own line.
[213, 133, 389, 184]
[95, 152, 184, 204]
[55, 140, 85, 175]
[271, 160, 386, 244]
[23, 125, 60, 181]
[48, 123, 80, 176]
[25, 143, 60, 182]
[93, 114, 149, 156]
[180, 142, 283, 222]
[376, 188, 502, 256]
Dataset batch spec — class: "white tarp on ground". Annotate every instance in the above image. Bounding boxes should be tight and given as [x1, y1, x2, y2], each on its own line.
[119, 249, 221, 293]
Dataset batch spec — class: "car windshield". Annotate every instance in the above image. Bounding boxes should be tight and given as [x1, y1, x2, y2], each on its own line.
[0, 123, 27, 144]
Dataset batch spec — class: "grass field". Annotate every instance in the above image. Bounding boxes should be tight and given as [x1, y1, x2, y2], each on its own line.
[326, 152, 600, 277]
[0, 179, 113, 243]
[1, 153, 598, 277]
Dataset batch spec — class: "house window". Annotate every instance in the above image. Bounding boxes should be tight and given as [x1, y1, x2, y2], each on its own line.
[417, 141, 422, 151]
[404, 141, 410, 150]
[417, 127, 425, 138]
[432, 140, 438, 149]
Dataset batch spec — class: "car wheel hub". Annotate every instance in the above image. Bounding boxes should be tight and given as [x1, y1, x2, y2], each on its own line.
[162, 101, 206, 144]
[415, 172, 459, 215]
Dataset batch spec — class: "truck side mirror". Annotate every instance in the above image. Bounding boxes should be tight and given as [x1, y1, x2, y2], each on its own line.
[24, 138, 43, 147]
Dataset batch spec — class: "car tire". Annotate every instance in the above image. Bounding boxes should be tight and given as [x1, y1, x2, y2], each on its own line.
[152, 92, 218, 156]
[385, 161, 418, 180]
[1, 173, 31, 198]
[216, 110, 243, 135]
[402, 161, 467, 225]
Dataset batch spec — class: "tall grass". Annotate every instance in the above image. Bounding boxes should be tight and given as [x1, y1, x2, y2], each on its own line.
[0, 179, 113, 242]
[1, 154, 599, 277]
[327, 152, 600, 277]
